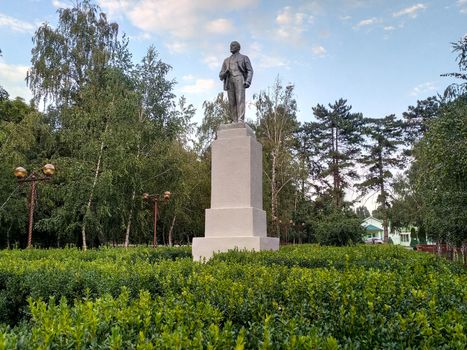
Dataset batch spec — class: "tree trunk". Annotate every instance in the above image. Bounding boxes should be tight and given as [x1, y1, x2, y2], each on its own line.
[81, 121, 108, 251]
[271, 148, 279, 237]
[463, 241, 467, 267]
[124, 107, 144, 247]
[378, 151, 389, 243]
[124, 189, 136, 248]
[334, 126, 341, 208]
[168, 215, 176, 246]
[6, 223, 11, 249]
[382, 206, 389, 243]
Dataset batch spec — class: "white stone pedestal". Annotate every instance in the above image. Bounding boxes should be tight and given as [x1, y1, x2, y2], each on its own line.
[192, 123, 279, 261]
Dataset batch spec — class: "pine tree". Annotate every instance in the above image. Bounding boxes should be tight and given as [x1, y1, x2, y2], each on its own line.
[357, 115, 405, 243]
[312, 99, 363, 208]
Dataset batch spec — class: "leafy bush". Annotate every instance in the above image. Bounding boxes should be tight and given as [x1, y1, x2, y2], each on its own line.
[0, 245, 465, 349]
[315, 211, 365, 246]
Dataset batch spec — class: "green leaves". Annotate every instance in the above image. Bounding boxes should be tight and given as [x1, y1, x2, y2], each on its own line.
[0, 245, 465, 348]
[411, 97, 467, 246]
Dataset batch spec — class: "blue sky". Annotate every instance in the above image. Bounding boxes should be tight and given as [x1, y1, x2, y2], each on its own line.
[0, 0, 466, 125]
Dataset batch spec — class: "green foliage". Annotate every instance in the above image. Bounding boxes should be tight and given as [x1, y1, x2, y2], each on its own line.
[0, 49, 7, 101]
[0, 246, 465, 349]
[355, 205, 370, 219]
[403, 96, 441, 145]
[254, 78, 300, 237]
[310, 99, 364, 208]
[442, 34, 467, 98]
[357, 115, 405, 242]
[0, 1, 204, 249]
[196, 93, 230, 155]
[411, 97, 467, 246]
[315, 210, 364, 246]
[28, 0, 122, 105]
[0, 97, 54, 248]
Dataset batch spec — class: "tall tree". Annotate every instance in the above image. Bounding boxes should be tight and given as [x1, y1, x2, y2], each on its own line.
[196, 93, 230, 156]
[312, 99, 363, 208]
[357, 115, 405, 243]
[411, 97, 467, 249]
[27, 0, 131, 249]
[122, 46, 189, 247]
[255, 78, 299, 236]
[0, 49, 8, 101]
[402, 96, 441, 145]
[389, 174, 427, 243]
[294, 122, 325, 198]
[442, 34, 467, 98]
[355, 206, 370, 219]
[0, 97, 53, 248]
[28, 0, 121, 107]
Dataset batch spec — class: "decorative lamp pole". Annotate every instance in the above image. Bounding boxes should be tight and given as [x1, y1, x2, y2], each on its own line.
[143, 191, 171, 248]
[15, 164, 55, 248]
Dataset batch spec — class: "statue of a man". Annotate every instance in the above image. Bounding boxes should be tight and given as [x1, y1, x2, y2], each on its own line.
[219, 41, 253, 123]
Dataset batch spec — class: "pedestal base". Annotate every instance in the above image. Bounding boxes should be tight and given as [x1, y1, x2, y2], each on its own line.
[192, 236, 279, 261]
[205, 207, 266, 237]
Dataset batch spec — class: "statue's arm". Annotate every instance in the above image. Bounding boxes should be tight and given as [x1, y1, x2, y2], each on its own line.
[219, 60, 228, 81]
[244, 56, 253, 87]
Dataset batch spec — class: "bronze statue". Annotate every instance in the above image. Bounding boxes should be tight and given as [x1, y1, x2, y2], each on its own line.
[219, 41, 253, 123]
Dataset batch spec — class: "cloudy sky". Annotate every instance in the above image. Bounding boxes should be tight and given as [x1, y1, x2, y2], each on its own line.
[0, 0, 466, 124]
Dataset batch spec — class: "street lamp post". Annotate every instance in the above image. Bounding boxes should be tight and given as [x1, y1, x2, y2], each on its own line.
[15, 164, 55, 248]
[143, 191, 171, 248]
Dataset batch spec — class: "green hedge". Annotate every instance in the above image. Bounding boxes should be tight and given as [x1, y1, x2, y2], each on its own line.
[0, 245, 465, 349]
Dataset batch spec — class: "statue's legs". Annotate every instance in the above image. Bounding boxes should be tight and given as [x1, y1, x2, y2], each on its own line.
[228, 75, 245, 122]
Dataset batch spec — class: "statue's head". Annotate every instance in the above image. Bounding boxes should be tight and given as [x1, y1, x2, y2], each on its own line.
[230, 41, 241, 54]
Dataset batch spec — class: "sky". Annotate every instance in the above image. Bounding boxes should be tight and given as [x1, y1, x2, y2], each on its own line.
[1, 0, 466, 125]
[0, 0, 466, 210]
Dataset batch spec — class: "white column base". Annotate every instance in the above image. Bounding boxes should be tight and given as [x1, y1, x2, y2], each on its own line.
[192, 123, 279, 261]
[205, 207, 266, 237]
[192, 236, 279, 261]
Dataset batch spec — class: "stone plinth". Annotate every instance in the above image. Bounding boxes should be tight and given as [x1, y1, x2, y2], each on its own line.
[192, 123, 279, 261]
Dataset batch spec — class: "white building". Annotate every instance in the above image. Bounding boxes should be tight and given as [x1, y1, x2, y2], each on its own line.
[362, 216, 411, 247]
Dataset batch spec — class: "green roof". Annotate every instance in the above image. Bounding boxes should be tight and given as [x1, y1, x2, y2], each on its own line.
[365, 224, 383, 231]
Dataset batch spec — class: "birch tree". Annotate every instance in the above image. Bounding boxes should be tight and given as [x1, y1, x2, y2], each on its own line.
[255, 79, 299, 236]
[27, 0, 128, 249]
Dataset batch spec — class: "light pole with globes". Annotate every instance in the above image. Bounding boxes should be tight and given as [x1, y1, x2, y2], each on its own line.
[14, 164, 55, 248]
[143, 191, 171, 248]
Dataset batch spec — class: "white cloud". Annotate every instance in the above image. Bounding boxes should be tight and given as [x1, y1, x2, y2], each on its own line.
[275, 6, 313, 42]
[256, 55, 288, 69]
[128, 32, 151, 41]
[205, 18, 234, 34]
[458, 0, 467, 13]
[410, 81, 436, 96]
[99, 0, 258, 39]
[180, 79, 216, 94]
[246, 41, 289, 70]
[182, 74, 195, 81]
[340, 15, 351, 21]
[98, 0, 259, 56]
[97, 0, 129, 15]
[0, 61, 31, 100]
[165, 41, 187, 54]
[203, 55, 221, 70]
[0, 13, 35, 33]
[384, 26, 396, 31]
[353, 17, 381, 28]
[393, 3, 427, 18]
[52, 0, 72, 8]
[311, 46, 326, 56]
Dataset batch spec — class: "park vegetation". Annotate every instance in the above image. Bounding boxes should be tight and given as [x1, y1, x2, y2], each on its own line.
[0, 245, 465, 348]
[0, 1, 465, 253]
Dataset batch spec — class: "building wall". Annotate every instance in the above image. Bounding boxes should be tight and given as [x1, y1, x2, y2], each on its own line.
[362, 216, 412, 247]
